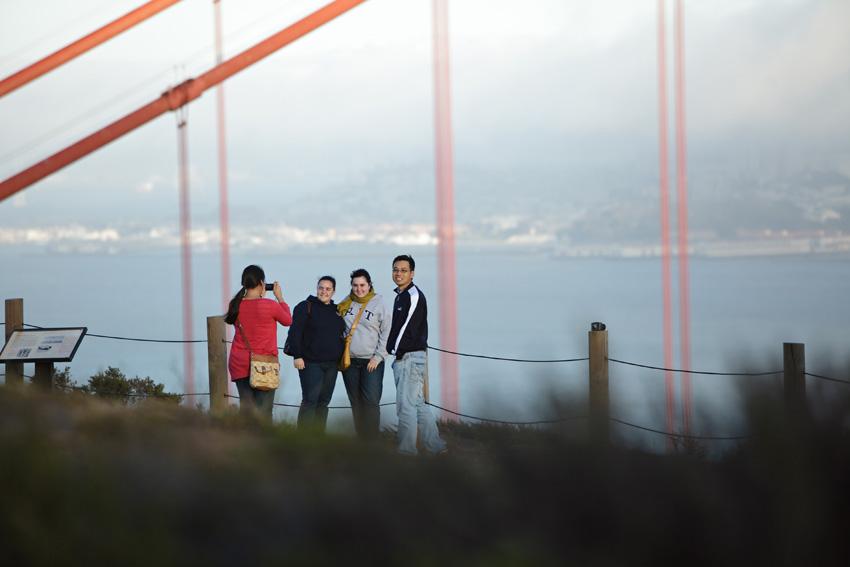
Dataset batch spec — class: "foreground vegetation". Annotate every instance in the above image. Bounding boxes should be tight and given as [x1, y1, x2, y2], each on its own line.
[1, 381, 848, 566]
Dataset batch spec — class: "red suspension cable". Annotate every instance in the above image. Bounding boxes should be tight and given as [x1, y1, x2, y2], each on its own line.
[212, 0, 235, 399]
[177, 105, 194, 397]
[0, 0, 369, 202]
[433, 0, 459, 420]
[674, 0, 692, 434]
[657, 0, 676, 451]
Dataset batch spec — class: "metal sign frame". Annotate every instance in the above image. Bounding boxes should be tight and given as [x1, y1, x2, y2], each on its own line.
[0, 327, 87, 363]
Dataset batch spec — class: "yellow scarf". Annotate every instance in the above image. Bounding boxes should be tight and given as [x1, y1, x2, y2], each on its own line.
[337, 288, 376, 316]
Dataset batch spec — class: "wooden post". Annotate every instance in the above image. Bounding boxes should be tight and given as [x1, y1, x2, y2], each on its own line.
[33, 362, 54, 390]
[207, 316, 228, 412]
[424, 351, 430, 404]
[783, 342, 806, 424]
[588, 322, 609, 446]
[422, 352, 431, 449]
[4, 298, 24, 386]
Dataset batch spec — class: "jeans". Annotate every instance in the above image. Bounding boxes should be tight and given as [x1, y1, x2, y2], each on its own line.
[234, 377, 275, 420]
[341, 357, 385, 440]
[297, 360, 338, 433]
[392, 351, 446, 456]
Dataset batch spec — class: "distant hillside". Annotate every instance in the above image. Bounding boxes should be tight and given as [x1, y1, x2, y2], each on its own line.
[266, 162, 850, 246]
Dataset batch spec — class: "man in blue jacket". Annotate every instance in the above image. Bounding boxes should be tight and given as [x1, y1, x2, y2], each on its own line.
[387, 254, 447, 456]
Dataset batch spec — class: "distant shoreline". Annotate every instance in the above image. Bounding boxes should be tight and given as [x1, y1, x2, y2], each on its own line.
[2, 236, 849, 261]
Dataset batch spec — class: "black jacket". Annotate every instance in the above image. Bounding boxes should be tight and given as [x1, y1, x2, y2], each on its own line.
[386, 283, 428, 359]
[286, 295, 344, 362]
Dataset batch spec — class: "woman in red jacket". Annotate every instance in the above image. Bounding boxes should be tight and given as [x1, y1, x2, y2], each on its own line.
[224, 265, 292, 418]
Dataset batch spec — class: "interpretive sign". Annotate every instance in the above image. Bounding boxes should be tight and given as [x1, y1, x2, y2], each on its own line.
[0, 328, 87, 363]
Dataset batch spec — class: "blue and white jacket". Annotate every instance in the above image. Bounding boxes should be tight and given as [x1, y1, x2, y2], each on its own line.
[387, 283, 428, 359]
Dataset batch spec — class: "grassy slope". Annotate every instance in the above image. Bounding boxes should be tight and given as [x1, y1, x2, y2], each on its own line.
[1, 388, 848, 566]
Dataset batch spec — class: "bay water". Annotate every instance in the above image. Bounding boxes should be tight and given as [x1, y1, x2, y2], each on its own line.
[2, 246, 848, 450]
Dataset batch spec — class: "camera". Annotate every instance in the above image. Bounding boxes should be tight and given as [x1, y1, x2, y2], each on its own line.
[265, 283, 274, 291]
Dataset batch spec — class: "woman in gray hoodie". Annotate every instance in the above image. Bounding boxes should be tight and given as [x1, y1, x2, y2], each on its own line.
[337, 268, 391, 440]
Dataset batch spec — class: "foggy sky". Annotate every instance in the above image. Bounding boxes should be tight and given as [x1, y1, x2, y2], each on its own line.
[1, 0, 848, 227]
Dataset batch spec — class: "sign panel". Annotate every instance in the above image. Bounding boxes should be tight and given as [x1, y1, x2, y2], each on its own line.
[0, 328, 87, 363]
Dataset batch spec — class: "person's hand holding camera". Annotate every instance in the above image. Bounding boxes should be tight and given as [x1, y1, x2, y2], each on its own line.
[267, 281, 283, 303]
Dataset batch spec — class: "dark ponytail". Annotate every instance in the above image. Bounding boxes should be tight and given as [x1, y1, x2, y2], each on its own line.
[224, 265, 265, 325]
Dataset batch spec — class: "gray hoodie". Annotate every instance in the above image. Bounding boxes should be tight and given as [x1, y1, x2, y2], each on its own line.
[341, 294, 390, 362]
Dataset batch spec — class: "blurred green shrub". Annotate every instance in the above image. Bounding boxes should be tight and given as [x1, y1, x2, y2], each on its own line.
[52, 365, 182, 405]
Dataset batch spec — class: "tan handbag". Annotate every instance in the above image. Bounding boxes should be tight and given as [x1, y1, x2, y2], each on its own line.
[338, 301, 368, 372]
[237, 319, 280, 391]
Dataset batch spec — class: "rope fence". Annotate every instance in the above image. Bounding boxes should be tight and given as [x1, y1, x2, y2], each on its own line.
[13, 322, 847, 384]
[609, 358, 784, 377]
[429, 345, 588, 364]
[804, 371, 850, 385]
[43, 388, 753, 440]
[5, 322, 848, 385]
[426, 401, 588, 426]
[4, 316, 850, 446]
[4, 324, 848, 388]
[221, 393, 748, 439]
[605, 417, 755, 441]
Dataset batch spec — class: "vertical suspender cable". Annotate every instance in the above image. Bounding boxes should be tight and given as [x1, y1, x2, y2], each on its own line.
[674, 0, 692, 434]
[433, 0, 459, 419]
[177, 99, 195, 397]
[1, 0, 370, 202]
[213, 0, 235, 399]
[657, 0, 676, 450]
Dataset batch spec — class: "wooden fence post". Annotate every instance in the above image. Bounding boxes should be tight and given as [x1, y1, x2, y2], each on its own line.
[783, 342, 806, 425]
[4, 298, 24, 387]
[33, 362, 54, 390]
[207, 316, 228, 413]
[588, 322, 609, 446]
[424, 352, 430, 404]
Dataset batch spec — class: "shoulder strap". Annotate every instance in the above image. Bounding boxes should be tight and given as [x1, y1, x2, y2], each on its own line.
[236, 317, 253, 356]
[346, 301, 369, 339]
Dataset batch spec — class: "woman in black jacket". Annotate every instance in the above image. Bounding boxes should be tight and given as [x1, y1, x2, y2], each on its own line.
[286, 276, 344, 433]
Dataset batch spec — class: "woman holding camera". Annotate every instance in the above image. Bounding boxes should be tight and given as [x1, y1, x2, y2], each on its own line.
[225, 264, 292, 418]
[337, 268, 390, 440]
[286, 275, 345, 433]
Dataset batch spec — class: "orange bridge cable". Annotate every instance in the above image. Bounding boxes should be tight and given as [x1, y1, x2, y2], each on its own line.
[0, 0, 185, 98]
[0, 0, 370, 202]
[433, 0, 459, 418]
[0, 0, 122, 66]
[674, 0, 693, 435]
[0, 66, 178, 166]
[0, 2, 320, 166]
[175, 100, 194, 398]
[656, 0, 676, 450]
